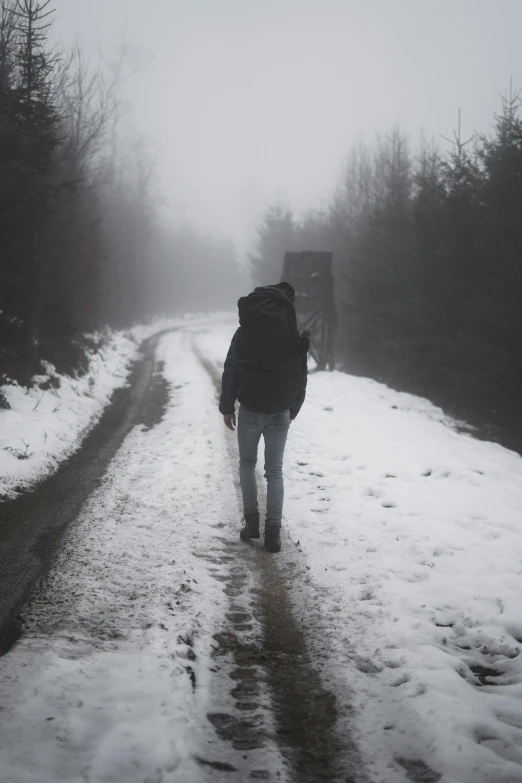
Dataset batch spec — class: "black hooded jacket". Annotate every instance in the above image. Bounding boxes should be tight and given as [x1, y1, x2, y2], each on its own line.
[219, 284, 310, 419]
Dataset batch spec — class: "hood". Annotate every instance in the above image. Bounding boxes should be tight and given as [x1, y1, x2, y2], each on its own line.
[271, 282, 296, 303]
[238, 284, 297, 329]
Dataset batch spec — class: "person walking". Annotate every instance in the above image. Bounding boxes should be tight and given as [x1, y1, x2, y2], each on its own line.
[219, 282, 310, 553]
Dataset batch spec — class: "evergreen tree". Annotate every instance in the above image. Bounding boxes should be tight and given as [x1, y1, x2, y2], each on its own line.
[250, 96, 522, 444]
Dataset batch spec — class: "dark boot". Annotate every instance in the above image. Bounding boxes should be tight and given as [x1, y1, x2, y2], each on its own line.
[264, 524, 281, 553]
[240, 512, 260, 540]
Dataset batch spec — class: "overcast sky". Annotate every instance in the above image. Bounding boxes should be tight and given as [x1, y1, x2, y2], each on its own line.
[53, 0, 522, 253]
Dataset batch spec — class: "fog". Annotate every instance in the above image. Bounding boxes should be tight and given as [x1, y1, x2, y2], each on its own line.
[53, 0, 522, 253]
[3, 0, 522, 387]
[4, 6, 522, 779]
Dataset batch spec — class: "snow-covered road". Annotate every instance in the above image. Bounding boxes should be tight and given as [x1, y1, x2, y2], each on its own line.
[0, 328, 292, 782]
[1, 317, 522, 783]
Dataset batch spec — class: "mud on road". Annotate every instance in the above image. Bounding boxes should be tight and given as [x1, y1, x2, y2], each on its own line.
[195, 341, 363, 783]
[0, 328, 364, 782]
[0, 330, 173, 656]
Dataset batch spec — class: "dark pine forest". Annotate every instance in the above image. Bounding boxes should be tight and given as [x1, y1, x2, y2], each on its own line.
[251, 100, 522, 449]
[2, 0, 522, 452]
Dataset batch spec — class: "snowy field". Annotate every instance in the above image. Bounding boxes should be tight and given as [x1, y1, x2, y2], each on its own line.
[198, 321, 522, 783]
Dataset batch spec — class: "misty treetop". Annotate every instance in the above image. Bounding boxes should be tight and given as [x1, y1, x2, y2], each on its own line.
[0, 0, 243, 388]
[252, 95, 522, 441]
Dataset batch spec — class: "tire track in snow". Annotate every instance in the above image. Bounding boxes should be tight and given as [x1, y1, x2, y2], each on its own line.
[193, 332, 364, 783]
[0, 324, 364, 782]
[0, 330, 251, 782]
[0, 329, 175, 655]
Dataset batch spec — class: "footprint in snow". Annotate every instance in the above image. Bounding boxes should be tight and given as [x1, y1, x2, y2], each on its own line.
[482, 530, 502, 540]
[496, 711, 522, 730]
[406, 572, 430, 582]
[391, 673, 410, 687]
[473, 726, 522, 766]
[384, 659, 403, 669]
[354, 656, 382, 674]
[364, 487, 382, 498]
[396, 757, 441, 783]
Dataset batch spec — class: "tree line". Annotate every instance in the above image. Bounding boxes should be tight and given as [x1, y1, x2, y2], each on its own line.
[251, 92, 522, 443]
[0, 0, 242, 393]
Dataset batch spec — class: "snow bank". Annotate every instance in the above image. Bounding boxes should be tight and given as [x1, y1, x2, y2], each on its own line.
[0, 315, 201, 498]
[287, 372, 522, 783]
[0, 331, 138, 497]
[198, 322, 522, 783]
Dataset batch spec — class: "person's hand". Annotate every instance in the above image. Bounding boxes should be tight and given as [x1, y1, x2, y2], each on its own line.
[223, 413, 236, 431]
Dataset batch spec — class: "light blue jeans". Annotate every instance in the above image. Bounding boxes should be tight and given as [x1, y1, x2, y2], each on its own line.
[237, 405, 291, 529]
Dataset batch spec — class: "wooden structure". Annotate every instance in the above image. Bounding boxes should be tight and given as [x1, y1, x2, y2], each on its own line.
[282, 250, 336, 370]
